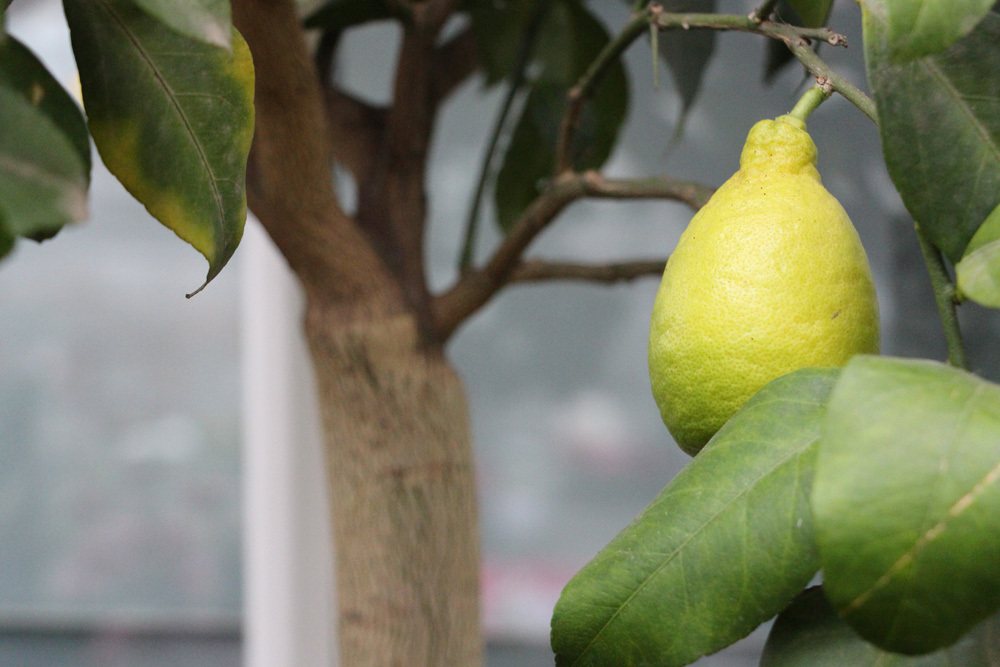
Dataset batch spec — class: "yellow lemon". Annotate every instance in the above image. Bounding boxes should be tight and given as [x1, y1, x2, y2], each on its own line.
[648, 114, 879, 455]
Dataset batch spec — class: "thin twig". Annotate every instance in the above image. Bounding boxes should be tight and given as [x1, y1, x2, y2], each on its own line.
[434, 171, 710, 338]
[458, 0, 553, 272]
[749, 0, 779, 23]
[648, 12, 872, 121]
[915, 224, 968, 369]
[510, 259, 666, 284]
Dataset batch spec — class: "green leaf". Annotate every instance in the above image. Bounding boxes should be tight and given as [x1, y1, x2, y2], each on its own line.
[813, 356, 1000, 654]
[464, 0, 538, 86]
[658, 0, 716, 126]
[0, 33, 91, 176]
[0, 227, 13, 258]
[957, 202, 1000, 307]
[864, 9, 1000, 263]
[494, 0, 627, 230]
[551, 369, 836, 667]
[64, 0, 255, 293]
[0, 87, 88, 241]
[129, 0, 231, 49]
[862, 0, 995, 62]
[761, 587, 1000, 666]
[303, 0, 395, 32]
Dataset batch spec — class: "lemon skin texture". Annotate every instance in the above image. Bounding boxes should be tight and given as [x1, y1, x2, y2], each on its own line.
[649, 115, 879, 455]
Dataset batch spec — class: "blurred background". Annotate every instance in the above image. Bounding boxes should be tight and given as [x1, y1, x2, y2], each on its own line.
[3, 1, 999, 665]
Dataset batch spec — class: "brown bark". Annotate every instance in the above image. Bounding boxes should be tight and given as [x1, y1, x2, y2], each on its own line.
[305, 307, 481, 666]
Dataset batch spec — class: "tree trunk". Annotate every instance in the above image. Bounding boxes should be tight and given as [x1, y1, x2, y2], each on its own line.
[304, 302, 482, 666]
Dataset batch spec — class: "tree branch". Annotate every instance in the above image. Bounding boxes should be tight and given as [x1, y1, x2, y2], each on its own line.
[322, 86, 387, 180]
[433, 172, 709, 338]
[432, 26, 479, 102]
[232, 0, 401, 311]
[650, 12, 874, 122]
[510, 259, 666, 284]
[555, 6, 873, 174]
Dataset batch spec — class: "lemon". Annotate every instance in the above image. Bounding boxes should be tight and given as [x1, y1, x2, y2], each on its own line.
[648, 114, 879, 455]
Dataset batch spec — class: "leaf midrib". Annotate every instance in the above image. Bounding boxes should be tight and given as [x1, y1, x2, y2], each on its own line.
[844, 384, 995, 615]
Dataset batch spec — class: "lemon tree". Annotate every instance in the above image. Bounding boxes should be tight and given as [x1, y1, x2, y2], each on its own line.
[4, 0, 1000, 664]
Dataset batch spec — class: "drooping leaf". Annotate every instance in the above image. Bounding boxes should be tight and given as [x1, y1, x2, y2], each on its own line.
[551, 369, 836, 667]
[813, 356, 1000, 655]
[129, 0, 231, 49]
[863, 0, 995, 62]
[761, 587, 1000, 666]
[64, 0, 255, 293]
[658, 0, 716, 124]
[303, 0, 396, 32]
[957, 202, 1000, 307]
[0, 87, 88, 242]
[764, 0, 834, 83]
[863, 8, 1000, 263]
[0, 33, 90, 176]
[495, 0, 627, 230]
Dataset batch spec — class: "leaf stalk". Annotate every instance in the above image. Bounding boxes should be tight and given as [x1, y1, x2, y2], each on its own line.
[915, 224, 968, 369]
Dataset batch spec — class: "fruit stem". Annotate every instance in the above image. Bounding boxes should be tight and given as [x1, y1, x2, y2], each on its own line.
[915, 224, 968, 370]
[788, 85, 832, 123]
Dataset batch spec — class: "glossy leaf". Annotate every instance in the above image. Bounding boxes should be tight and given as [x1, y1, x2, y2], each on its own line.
[551, 369, 835, 667]
[863, 0, 995, 62]
[495, 0, 627, 230]
[0, 33, 90, 175]
[0, 88, 88, 242]
[303, 0, 395, 32]
[64, 0, 255, 293]
[761, 587, 1000, 666]
[658, 0, 716, 124]
[957, 202, 1000, 307]
[863, 8, 1000, 263]
[130, 0, 231, 49]
[813, 356, 1000, 654]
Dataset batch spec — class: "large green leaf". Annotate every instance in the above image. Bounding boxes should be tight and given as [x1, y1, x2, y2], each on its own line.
[956, 202, 1000, 307]
[64, 0, 254, 293]
[0, 33, 90, 176]
[0, 87, 88, 245]
[813, 356, 1000, 654]
[495, 0, 627, 230]
[863, 7, 1000, 263]
[130, 0, 231, 49]
[761, 587, 1000, 666]
[866, 0, 995, 62]
[551, 369, 835, 667]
